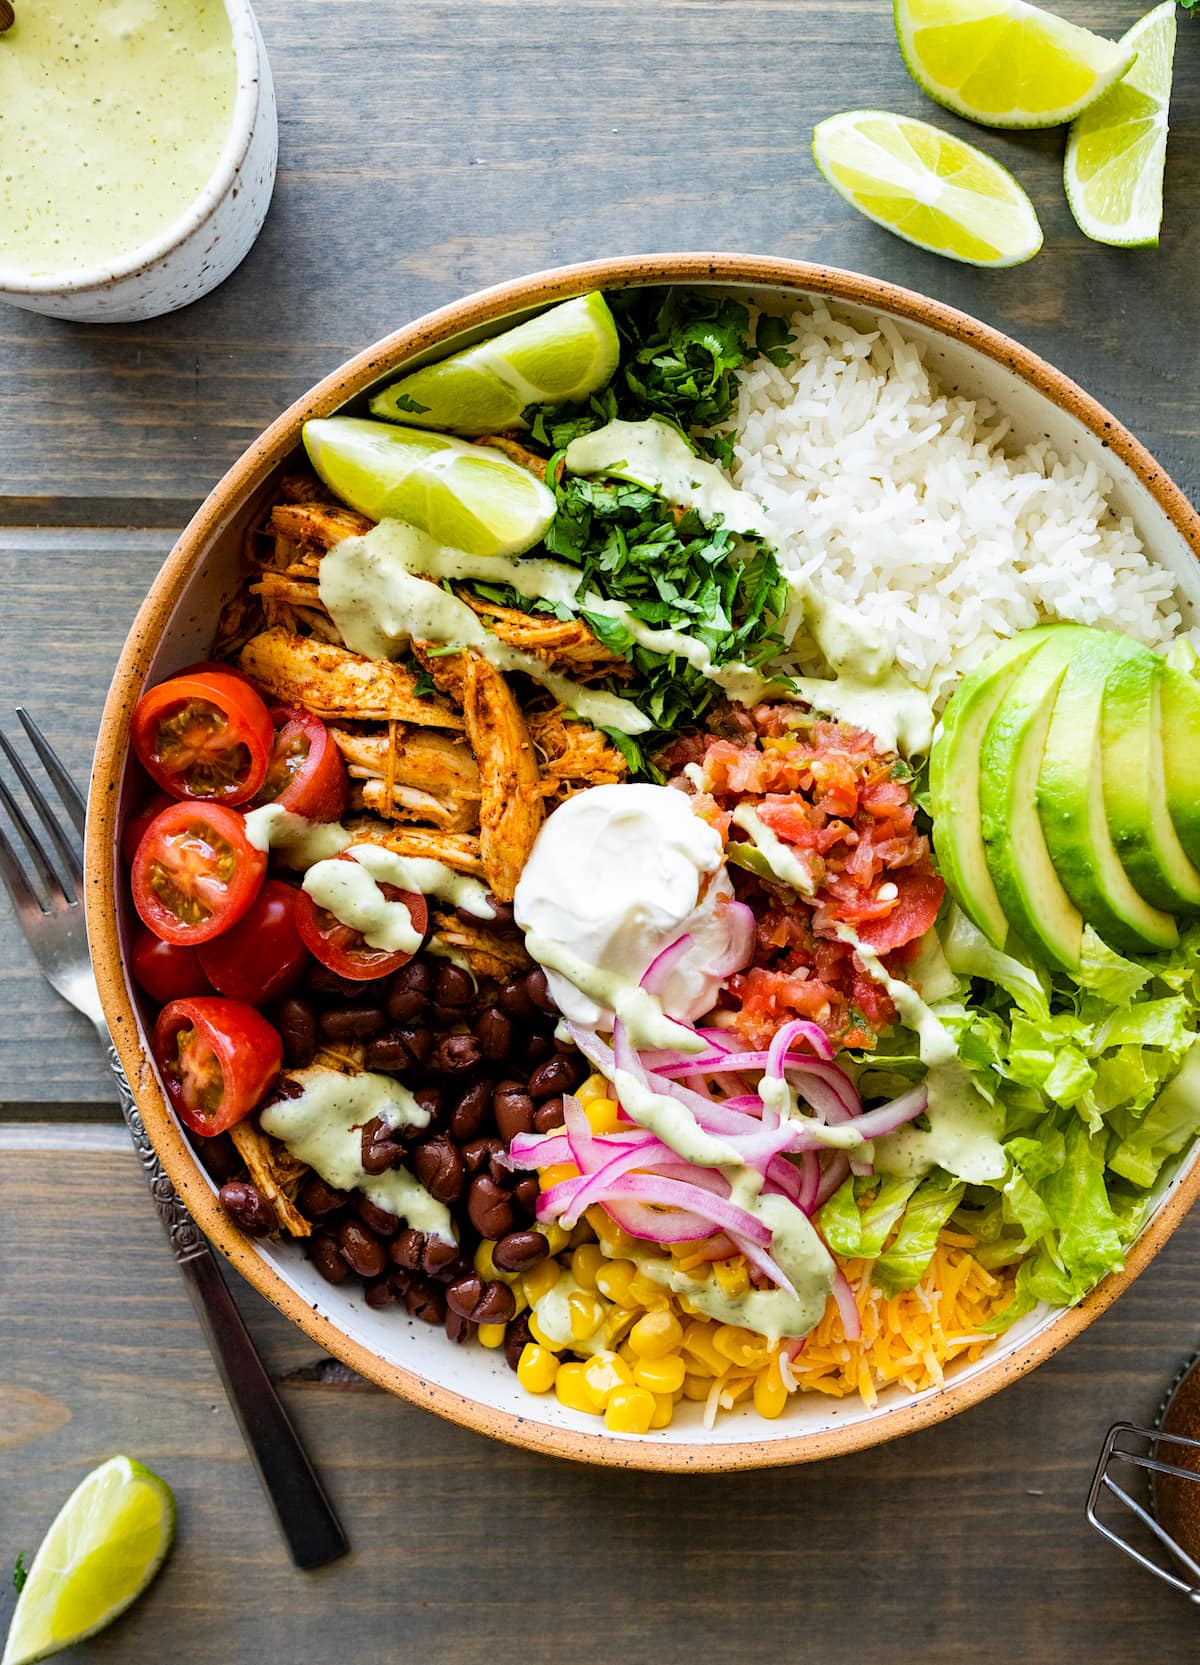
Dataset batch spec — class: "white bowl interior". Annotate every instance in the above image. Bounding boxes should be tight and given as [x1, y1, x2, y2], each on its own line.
[119, 281, 1200, 1453]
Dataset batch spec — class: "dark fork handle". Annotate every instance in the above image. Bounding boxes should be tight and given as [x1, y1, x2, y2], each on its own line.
[101, 1033, 349, 1570]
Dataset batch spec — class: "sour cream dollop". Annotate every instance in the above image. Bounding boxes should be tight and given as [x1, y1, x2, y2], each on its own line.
[514, 784, 751, 1032]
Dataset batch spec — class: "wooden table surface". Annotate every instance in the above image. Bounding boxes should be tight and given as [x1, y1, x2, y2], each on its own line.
[3, 1, 1200, 1657]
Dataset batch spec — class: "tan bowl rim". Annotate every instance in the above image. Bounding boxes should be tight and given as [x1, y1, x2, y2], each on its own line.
[86, 252, 1200, 1472]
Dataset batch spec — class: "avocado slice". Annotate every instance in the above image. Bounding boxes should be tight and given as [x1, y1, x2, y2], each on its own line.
[1037, 632, 1179, 951]
[979, 629, 1091, 972]
[1101, 651, 1200, 914]
[929, 628, 1055, 947]
[1162, 656, 1200, 869]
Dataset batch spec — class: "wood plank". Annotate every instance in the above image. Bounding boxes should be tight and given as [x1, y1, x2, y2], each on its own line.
[1, 1144, 1198, 1662]
[0, 0, 1196, 503]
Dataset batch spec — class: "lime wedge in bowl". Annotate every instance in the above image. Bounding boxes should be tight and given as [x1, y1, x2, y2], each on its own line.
[3, 1458, 175, 1665]
[369, 292, 621, 433]
[1065, 1, 1176, 248]
[895, 0, 1135, 128]
[303, 417, 556, 557]
[812, 110, 1043, 267]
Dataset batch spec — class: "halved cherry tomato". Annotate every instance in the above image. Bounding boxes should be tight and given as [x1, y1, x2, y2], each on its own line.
[198, 879, 311, 1003]
[294, 855, 428, 982]
[854, 870, 946, 954]
[122, 788, 175, 865]
[153, 996, 282, 1136]
[132, 669, 274, 805]
[130, 927, 216, 1005]
[250, 704, 347, 822]
[131, 801, 266, 946]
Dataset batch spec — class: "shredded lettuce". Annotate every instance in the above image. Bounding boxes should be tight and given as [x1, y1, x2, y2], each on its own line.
[874, 1173, 965, 1296]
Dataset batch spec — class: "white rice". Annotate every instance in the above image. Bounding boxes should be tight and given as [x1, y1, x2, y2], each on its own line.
[727, 299, 1188, 703]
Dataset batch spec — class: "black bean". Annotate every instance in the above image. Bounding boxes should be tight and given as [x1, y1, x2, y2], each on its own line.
[481, 897, 517, 933]
[533, 1097, 565, 1135]
[448, 1077, 493, 1142]
[193, 1131, 240, 1184]
[444, 1308, 476, 1345]
[493, 1230, 550, 1273]
[404, 1279, 446, 1324]
[431, 1032, 481, 1075]
[525, 966, 557, 1015]
[524, 1032, 554, 1066]
[307, 964, 368, 999]
[310, 1232, 350, 1286]
[319, 1003, 386, 1040]
[445, 1273, 516, 1324]
[421, 1236, 461, 1279]
[364, 1032, 415, 1071]
[504, 1312, 533, 1371]
[360, 1116, 406, 1175]
[492, 1080, 535, 1141]
[435, 964, 474, 1008]
[218, 1180, 278, 1237]
[510, 1175, 541, 1215]
[390, 1227, 425, 1270]
[364, 1278, 395, 1310]
[413, 1086, 442, 1121]
[298, 1175, 351, 1218]
[528, 1055, 579, 1100]
[355, 1195, 401, 1239]
[397, 1024, 433, 1064]
[276, 996, 317, 1067]
[474, 1006, 514, 1061]
[392, 958, 433, 997]
[467, 1174, 515, 1240]
[385, 985, 429, 1023]
[460, 1136, 505, 1177]
[336, 1219, 387, 1279]
[412, 1134, 466, 1204]
[499, 977, 537, 1020]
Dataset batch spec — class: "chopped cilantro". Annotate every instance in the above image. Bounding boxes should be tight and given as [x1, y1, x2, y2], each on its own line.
[13, 1550, 28, 1593]
[388, 391, 431, 414]
[755, 312, 796, 369]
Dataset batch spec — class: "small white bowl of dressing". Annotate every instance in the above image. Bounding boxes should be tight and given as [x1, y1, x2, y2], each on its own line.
[0, 0, 277, 323]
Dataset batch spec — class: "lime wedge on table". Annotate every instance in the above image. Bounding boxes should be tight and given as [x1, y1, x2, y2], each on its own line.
[1065, 2, 1176, 248]
[369, 292, 621, 433]
[2, 1458, 175, 1665]
[895, 0, 1136, 129]
[812, 111, 1043, 267]
[303, 416, 556, 558]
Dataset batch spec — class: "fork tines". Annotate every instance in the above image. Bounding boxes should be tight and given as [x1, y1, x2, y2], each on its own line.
[0, 710, 85, 915]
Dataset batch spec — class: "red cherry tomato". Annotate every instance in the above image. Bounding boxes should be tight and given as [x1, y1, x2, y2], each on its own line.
[131, 669, 274, 805]
[250, 704, 348, 822]
[197, 879, 311, 1003]
[131, 801, 266, 946]
[153, 996, 283, 1136]
[122, 789, 175, 865]
[130, 927, 216, 1005]
[294, 854, 428, 982]
[854, 870, 946, 954]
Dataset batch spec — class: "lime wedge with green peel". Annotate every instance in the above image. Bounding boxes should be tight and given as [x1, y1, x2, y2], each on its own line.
[2, 1458, 175, 1665]
[895, 0, 1136, 128]
[303, 417, 556, 558]
[1065, 2, 1176, 248]
[812, 111, 1043, 267]
[369, 292, 621, 434]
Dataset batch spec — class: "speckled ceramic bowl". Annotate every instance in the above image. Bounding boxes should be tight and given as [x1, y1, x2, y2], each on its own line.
[0, 0, 276, 324]
[87, 256, 1200, 1469]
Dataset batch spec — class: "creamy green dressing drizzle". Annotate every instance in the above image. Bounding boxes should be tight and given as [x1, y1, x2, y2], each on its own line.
[835, 923, 957, 1067]
[564, 418, 769, 538]
[347, 843, 495, 919]
[260, 1069, 453, 1239]
[528, 1270, 609, 1358]
[243, 805, 352, 867]
[302, 857, 423, 954]
[758, 1074, 865, 1150]
[784, 581, 937, 757]
[729, 803, 817, 897]
[317, 522, 650, 736]
[874, 1060, 1006, 1185]
[522, 932, 705, 1056]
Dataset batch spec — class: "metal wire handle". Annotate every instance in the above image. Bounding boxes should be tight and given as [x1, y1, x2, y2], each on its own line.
[1087, 1421, 1200, 1603]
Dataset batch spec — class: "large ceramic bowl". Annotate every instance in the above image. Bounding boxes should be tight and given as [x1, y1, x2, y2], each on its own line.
[87, 255, 1200, 1470]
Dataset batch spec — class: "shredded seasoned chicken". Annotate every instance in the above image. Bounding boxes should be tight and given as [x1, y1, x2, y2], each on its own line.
[456, 592, 629, 679]
[429, 908, 532, 980]
[527, 705, 628, 802]
[343, 818, 487, 877]
[415, 645, 543, 901]
[330, 725, 480, 831]
[238, 628, 463, 728]
[229, 1121, 312, 1238]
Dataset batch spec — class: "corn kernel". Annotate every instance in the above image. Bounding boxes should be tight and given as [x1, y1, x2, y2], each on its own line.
[568, 1220, 594, 1249]
[627, 1273, 670, 1310]
[541, 1222, 571, 1255]
[582, 1349, 633, 1405]
[650, 1392, 675, 1430]
[617, 1340, 639, 1369]
[555, 1361, 606, 1415]
[473, 1240, 500, 1280]
[753, 1354, 789, 1419]
[517, 1343, 560, 1395]
[477, 1322, 506, 1349]
[633, 1353, 686, 1394]
[568, 1289, 605, 1343]
[682, 1373, 716, 1401]
[594, 1258, 637, 1305]
[527, 1313, 553, 1348]
[681, 1321, 726, 1377]
[521, 1260, 562, 1305]
[586, 1207, 636, 1260]
[714, 1325, 771, 1372]
[582, 1094, 622, 1134]
[575, 1072, 609, 1106]
[602, 1304, 637, 1348]
[571, 1243, 605, 1291]
[712, 1257, 751, 1299]
[539, 1162, 579, 1190]
[604, 1385, 656, 1435]
[628, 1309, 684, 1359]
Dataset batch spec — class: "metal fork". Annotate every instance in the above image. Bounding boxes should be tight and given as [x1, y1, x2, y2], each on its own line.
[0, 711, 348, 1571]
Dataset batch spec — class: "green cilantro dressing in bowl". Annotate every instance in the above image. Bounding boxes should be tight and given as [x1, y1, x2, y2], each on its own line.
[0, 0, 236, 281]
